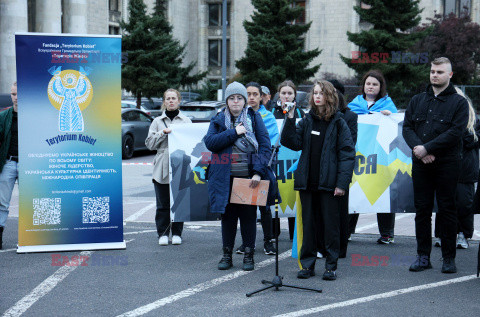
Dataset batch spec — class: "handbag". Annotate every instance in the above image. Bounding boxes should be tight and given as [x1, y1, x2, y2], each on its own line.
[234, 136, 256, 153]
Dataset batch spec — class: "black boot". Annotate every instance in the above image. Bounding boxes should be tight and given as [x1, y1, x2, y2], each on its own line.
[243, 247, 255, 271]
[218, 247, 233, 270]
[0, 226, 3, 250]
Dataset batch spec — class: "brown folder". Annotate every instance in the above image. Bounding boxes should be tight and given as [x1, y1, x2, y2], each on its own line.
[229, 178, 270, 206]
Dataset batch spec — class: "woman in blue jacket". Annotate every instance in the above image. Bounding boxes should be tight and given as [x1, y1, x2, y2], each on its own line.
[348, 70, 398, 245]
[204, 81, 272, 271]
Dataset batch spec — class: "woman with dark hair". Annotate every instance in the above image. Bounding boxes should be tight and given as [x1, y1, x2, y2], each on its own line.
[270, 80, 305, 240]
[347, 70, 398, 245]
[204, 81, 272, 271]
[271, 80, 305, 120]
[146, 88, 192, 246]
[281, 80, 355, 280]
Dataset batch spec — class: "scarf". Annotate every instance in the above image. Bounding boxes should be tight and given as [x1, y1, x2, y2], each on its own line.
[348, 95, 397, 115]
[224, 106, 258, 151]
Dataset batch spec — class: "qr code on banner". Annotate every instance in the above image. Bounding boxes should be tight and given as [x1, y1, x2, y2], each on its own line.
[82, 197, 110, 224]
[33, 198, 61, 225]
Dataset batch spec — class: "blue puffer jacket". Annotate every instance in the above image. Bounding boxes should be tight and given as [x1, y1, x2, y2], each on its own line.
[204, 107, 272, 214]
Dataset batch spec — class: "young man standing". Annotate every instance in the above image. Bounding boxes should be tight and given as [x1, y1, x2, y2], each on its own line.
[403, 57, 469, 273]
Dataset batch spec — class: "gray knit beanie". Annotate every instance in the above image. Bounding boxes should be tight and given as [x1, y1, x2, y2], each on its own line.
[224, 81, 247, 103]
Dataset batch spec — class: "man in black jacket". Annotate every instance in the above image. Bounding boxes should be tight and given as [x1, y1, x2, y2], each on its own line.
[402, 57, 469, 273]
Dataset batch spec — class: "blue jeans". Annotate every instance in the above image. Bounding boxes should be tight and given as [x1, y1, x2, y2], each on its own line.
[0, 160, 19, 227]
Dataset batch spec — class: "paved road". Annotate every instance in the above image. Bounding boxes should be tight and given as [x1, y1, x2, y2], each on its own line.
[1, 152, 480, 316]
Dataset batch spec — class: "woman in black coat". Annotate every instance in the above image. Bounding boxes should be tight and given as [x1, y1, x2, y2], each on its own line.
[281, 80, 355, 281]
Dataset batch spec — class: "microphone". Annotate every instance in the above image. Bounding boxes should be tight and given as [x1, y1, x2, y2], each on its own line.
[277, 100, 295, 114]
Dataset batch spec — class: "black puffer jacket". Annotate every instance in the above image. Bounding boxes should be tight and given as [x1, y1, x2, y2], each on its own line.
[402, 83, 469, 162]
[280, 111, 355, 191]
[459, 120, 480, 183]
[341, 109, 358, 145]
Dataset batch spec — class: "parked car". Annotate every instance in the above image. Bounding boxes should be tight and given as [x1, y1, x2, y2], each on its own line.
[121, 100, 150, 114]
[121, 100, 152, 115]
[180, 92, 201, 105]
[121, 108, 153, 159]
[181, 101, 225, 122]
[272, 90, 309, 109]
[123, 97, 163, 117]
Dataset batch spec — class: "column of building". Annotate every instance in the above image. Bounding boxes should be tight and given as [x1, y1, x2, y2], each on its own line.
[0, 0, 28, 93]
[62, 0, 88, 33]
[35, 0, 62, 33]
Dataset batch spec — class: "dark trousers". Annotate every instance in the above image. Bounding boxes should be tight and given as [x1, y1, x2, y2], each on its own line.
[320, 190, 349, 257]
[435, 182, 475, 239]
[222, 203, 257, 249]
[339, 190, 350, 257]
[272, 217, 295, 240]
[348, 213, 395, 237]
[154, 181, 183, 237]
[412, 160, 459, 259]
[299, 190, 340, 271]
[259, 205, 273, 241]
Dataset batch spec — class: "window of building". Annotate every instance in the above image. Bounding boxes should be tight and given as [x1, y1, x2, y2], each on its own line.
[109, 0, 120, 11]
[109, 26, 120, 35]
[208, 2, 230, 27]
[208, 39, 230, 67]
[293, 0, 306, 25]
[444, 0, 471, 16]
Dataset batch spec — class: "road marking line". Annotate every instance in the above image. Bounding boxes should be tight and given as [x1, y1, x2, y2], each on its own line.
[124, 202, 156, 222]
[473, 230, 480, 238]
[123, 200, 156, 205]
[273, 274, 478, 317]
[116, 250, 292, 317]
[0, 248, 17, 253]
[124, 229, 157, 236]
[2, 251, 94, 317]
[355, 213, 411, 232]
[2, 239, 137, 317]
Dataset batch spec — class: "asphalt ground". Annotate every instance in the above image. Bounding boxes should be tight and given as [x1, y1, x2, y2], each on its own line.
[1, 151, 480, 316]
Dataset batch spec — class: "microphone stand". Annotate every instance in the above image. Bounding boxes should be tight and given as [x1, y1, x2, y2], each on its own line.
[246, 111, 322, 297]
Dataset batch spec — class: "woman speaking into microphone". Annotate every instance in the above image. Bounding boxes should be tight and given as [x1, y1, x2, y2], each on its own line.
[280, 80, 355, 281]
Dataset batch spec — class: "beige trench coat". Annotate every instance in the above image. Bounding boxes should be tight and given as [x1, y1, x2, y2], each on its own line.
[145, 111, 192, 184]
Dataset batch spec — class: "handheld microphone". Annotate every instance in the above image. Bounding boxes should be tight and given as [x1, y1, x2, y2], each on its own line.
[278, 101, 295, 114]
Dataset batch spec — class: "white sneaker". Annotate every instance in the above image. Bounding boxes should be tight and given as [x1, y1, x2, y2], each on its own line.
[158, 236, 168, 246]
[457, 232, 468, 249]
[172, 235, 182, 245]
[316, 252, 323, 259]
[434, 238, 441, 247]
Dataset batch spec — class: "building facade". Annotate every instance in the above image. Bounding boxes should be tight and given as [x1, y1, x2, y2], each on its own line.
[0, 0, 477, 93]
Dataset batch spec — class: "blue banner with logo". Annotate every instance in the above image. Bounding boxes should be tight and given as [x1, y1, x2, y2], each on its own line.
[15, 33, 125, 252]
